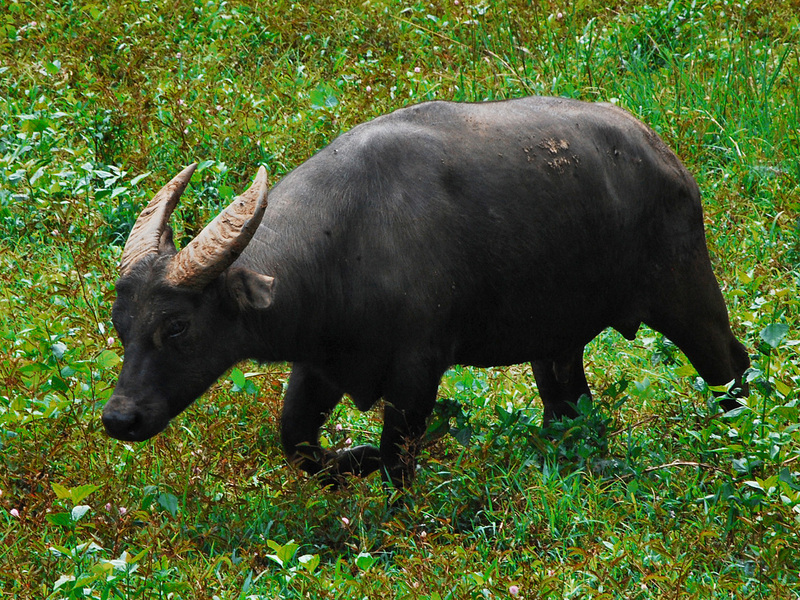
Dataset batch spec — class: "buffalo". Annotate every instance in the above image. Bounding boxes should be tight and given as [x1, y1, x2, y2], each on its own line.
[102, 97, 749, 489]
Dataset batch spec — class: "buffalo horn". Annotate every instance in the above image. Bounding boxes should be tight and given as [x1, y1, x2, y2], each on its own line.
[119, 163, 198, 277]
[165, 166, 269, 289]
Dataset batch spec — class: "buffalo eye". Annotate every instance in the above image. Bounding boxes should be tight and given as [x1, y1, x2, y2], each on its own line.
[164, 319, 189, 339]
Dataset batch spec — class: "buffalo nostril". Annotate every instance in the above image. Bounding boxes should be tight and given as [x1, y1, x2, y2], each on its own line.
[102, 409, 139, 438]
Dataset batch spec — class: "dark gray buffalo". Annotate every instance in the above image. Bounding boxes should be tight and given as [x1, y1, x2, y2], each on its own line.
[103, 97, 749, 488]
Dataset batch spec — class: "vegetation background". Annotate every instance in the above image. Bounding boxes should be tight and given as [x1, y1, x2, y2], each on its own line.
[1, 0, 799, 597]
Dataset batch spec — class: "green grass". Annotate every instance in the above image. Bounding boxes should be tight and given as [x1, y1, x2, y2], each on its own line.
[2, 0, 799, 597]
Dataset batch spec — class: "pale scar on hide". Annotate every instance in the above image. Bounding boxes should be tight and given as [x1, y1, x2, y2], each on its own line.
[536, 138, 576, 172]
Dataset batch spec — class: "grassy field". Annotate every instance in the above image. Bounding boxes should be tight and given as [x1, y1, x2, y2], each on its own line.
[1, 0, 799, 597]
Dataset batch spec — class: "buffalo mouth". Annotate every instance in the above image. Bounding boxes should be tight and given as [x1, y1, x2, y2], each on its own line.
[102, 395, 170, 442]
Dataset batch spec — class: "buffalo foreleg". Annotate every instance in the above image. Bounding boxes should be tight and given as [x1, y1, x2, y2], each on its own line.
[531, 347, 591, 426]
[380, 360, 442, 489]
[281, 363, 382, 484]
[281, 363, 341, 477]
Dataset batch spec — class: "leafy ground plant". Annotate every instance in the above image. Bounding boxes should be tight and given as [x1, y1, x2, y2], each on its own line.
[1, 0, 799, 598]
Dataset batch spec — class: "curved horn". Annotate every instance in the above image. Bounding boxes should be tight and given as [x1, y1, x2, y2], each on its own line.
[120, 163, 198, 277]
[165, 166, 269, 289]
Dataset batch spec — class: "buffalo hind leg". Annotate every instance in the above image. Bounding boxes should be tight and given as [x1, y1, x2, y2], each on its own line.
[645, 259, 750, 411]
[531, 347, 591, 426]
[281, 363, 381, 485]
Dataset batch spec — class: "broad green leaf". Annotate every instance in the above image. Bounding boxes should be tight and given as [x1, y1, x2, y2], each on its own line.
[453, 426, 473, 447]
[757, 475, 779, 492]
[230, 368, 257, 394]
[355, 552, 377, 570]
[46, 512, 73, 527]
[219, 184, 235, 200]
[53, 575, 75, 590]
[129, 548, 148, 563]
[310, 83, 339, 110]
[471, 572, 486, 586]
[20, 117, 51, 133]
[130, 171, 151, 185]
[77, 541, 103, 554]
[110, 186, 128, 198]
[277, 542, 299, 565]
[49, 376, 69, 393]
[91, 562, 115, 575]
[265, 553, 283, 567]
[163, 582, 193, 593]
[105, 551, 131, 570]
[158, 492, 179, 516]
[49, 545, 73, 557]
[71, 484, 101, 504]
[708, 383, 732, 393]
[96, 349, 120, 370]
[71, 505, 90, 521]
[29, 166, 45, 185]
[760, 323, 789, 349]
[52, 482, 71, 499]
[425, 415, 449, 438]
[51, 341, 67, 360]
[298, 554, 320, 573]
[230, 367, 246, 392]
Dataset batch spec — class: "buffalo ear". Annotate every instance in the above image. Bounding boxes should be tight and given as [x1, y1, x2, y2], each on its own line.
[224, 267, 275, 311]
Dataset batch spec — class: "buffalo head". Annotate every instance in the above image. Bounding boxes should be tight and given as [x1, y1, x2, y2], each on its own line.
[102, 164, 274, 441]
